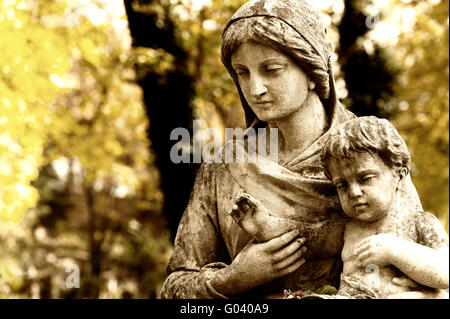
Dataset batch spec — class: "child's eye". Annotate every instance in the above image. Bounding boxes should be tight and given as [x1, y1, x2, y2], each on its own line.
[335, 182, 346, 190]
[361, 175, 375, 183]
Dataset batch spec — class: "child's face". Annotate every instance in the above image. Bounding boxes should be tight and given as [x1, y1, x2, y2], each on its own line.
[327, 152, 400, 222]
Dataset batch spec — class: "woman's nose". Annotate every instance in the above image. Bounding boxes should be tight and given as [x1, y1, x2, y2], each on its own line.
[250, 74, 267, 97]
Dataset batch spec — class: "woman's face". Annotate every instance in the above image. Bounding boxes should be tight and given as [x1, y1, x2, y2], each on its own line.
[231, 41, 311, 122]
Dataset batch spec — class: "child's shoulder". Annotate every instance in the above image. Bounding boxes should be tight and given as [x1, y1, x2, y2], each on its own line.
[411, 210, 449, 248]
[410, 210, 445, 229]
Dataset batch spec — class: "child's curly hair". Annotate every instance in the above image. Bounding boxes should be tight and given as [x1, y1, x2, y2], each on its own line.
[320, 116, 411, 180]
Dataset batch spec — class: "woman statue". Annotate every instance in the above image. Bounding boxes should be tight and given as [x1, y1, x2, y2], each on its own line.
[160, 0, 422, 299]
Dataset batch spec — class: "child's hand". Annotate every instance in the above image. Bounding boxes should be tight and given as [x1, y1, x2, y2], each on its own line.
[354, 233, 398, 267]
[391, 276, 420, 288]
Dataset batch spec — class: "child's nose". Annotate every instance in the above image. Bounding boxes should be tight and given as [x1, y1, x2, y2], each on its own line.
[348, 183, 362, 197]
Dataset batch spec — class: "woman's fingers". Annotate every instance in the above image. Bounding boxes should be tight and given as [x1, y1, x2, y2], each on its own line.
[230, 205, 242, 219]
[274, 246, 307, 270]
[241, 202, 251, 212]
[264, 229, 300, 251]
[235, 193, 258, 210]
[278, 257, 306, 277]
[230, 195, 256, 220]
[272, 238, 306, 262]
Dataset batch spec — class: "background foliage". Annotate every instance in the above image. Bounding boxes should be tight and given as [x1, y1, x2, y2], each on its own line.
[0, 0, 448, 298]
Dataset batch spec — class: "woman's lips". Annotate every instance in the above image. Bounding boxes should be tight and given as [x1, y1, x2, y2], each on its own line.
[253, 101, 272, 109]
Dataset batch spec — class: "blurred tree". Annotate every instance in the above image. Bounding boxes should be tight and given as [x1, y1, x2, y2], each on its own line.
[0, 0, 171, 298]
[337, 0, 399, 117]
[391, 0, 449, 231]
[124, 0, 198, 239]
[124, 0, 246, 239]
[0, 0, 71, 222]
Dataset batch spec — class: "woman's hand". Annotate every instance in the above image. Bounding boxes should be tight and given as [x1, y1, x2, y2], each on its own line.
[230, 192, 301, 242]
[213, 229, 307, 296]
[355, 233, 399, 267]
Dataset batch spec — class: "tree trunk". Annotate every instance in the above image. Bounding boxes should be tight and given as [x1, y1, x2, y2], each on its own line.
[124, 0, 199, 240]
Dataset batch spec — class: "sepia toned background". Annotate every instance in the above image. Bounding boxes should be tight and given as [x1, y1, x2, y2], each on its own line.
[0, 0, 448, 298]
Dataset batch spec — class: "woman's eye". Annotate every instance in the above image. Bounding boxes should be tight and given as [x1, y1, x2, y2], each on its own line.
[235, 69, 249, 76]
[266, 64, 284, 72]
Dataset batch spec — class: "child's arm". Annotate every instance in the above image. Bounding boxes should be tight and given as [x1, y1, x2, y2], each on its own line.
[355, 233, 449, 289]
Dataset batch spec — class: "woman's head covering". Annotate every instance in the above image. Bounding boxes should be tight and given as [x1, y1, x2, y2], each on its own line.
[221, 0, 342, 128]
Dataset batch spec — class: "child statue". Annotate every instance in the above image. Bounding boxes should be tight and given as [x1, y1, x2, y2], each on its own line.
[231, 116, 449, 298]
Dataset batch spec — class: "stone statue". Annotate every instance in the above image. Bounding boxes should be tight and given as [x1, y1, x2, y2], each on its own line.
[320, 116, 448, 298]
[160, 0, 425, 299]
[234, 116, 449, 299]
